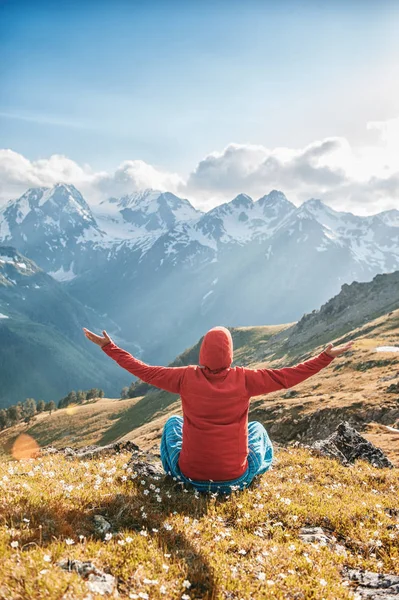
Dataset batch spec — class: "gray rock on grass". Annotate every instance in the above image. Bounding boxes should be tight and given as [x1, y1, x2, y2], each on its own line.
[342, 567, 399, 598]
[311, 421, 393, 468]
[58, 559, 117, 596]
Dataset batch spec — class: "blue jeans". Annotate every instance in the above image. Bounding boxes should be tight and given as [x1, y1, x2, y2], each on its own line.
[160, 415, 273, 494]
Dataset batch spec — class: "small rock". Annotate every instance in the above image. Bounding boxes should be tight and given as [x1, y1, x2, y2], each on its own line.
[127, 459, 164, 478]
[299, 526, 336, 547]
[87, 572, 117, 596]
[342, 567, 399, 598]
[379, 371, 399, 382]
[93, 515, 112, 535]
[282, 390, 299, 399]
[58, 559, 117, 597]
[311, 421, 393, 468]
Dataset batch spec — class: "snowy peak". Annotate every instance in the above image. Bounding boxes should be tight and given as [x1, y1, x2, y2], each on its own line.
[95, 189, 202, 241]
[111, 189, 200, 219]
[302, 198, 326, 211]
[230, 194, 253, 209]
[256, 190, 295, 221]
[0, 185, 104, 284]
[194, 190, 296, 245]
[116, 188, 162, 210]
[257, 189, 291, 207]
[0, 183, 97, 235]
[377, 209, 399, 227]
[43, 183, 93, 218]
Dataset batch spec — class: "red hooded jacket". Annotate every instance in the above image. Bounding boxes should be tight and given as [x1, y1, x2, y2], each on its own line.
[102, 326, 334, 481]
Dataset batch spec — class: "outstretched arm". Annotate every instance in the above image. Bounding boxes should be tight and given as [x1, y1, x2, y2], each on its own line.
[83, 328, 186, 394]
[244, 341, 353, 397]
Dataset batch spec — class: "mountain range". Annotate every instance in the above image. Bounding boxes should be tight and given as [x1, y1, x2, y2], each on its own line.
[1, 183, 399, 368]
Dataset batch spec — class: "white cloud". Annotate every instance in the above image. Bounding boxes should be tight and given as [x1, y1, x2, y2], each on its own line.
[0, 150, 183, 205]
[90, 160, 184, 200]
[0, 116, 399, 215]
[183, 117, 399, 213]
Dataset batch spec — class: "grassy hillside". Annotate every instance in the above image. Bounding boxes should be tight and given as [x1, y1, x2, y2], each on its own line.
[0, 320, 131, 408]
[0, 397, 142, 455]
[0, 246, 133, 407]
[0, 446, 398, 599]
[1, 308, 399, 465]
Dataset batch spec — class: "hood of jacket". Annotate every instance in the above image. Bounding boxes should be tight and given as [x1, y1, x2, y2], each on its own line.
[199, 326, 233, 372]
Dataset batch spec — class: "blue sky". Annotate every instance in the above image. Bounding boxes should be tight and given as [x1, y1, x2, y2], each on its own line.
[1, 0, 398, 170]
[0, 0, 398, 213]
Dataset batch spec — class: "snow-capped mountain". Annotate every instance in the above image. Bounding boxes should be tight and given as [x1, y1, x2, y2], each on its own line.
[92, 189, 203, 253]
[0, 183, 109, 280]
[190, 190, 295, 245]
[1, 183, 399, 367]
[0, 183, 98, 240]
[0, 185, 203, 279]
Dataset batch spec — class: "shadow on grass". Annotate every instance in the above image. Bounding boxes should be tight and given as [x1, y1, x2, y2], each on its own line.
[11, 474, 227, 599]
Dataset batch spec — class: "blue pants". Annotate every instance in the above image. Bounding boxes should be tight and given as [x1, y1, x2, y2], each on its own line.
[160, 415, 273, 494]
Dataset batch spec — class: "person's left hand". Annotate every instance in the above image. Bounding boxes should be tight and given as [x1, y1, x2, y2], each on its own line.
[324, 340, 354, 358]
[83, 328, 113, 347]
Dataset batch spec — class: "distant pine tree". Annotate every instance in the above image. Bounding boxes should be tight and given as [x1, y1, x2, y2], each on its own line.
[66, 391, 77, 405]
[45, 400, 56, 415]
[23, 398, 37, 423]
[86, 388, 100, 400]
[120, 386, 129, 399]
[37, 400, 45, 412]
[76, 390, 86, 404]
[7, 404, 21, 425]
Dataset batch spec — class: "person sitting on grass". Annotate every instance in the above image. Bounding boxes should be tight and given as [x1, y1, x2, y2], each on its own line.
[83, 326, 353, 493]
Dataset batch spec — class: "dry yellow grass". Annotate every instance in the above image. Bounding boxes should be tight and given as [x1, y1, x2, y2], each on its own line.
[0, 447, 398, 599]
[0, 397, 144, 456]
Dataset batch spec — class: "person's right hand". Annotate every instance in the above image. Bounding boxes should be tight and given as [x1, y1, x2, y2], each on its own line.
[83, 328, 113, 348]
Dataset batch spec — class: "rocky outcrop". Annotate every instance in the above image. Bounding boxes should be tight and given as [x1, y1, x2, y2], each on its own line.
[256, 400, 399, 445]
[342, 567, 399, 599]
[310, 421, 393, 468]
[288, 271, 399, 351]
[40, 440, 140, 459]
